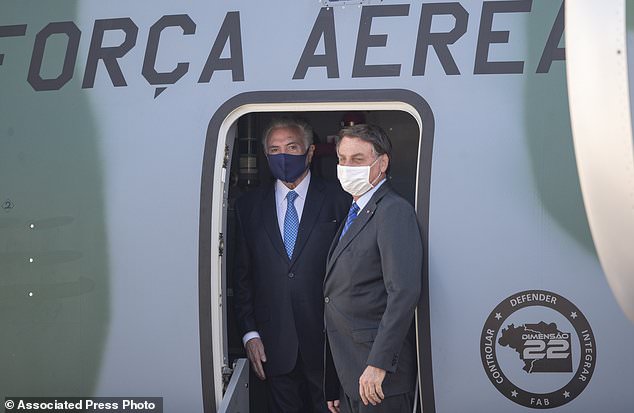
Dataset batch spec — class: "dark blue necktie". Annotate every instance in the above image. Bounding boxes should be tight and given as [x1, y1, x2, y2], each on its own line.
[340, 202, 359, 239]
[283, 190, 299, 258]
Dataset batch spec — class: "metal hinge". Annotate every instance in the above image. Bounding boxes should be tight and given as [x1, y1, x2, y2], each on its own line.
[222, 144, 230, 169]
[221, 363, 233, 392]
[219, 232, 225, 256]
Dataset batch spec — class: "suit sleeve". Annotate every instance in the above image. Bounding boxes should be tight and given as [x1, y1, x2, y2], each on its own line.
[232, 199, 257, 337]
[367, 200, 423, 372]
[324, 334, 341, 401]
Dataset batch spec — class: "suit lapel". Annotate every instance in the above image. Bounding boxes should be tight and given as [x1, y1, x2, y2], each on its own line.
[327, 219, 345, 262]
[261, 184, 290, 263]
[325, 183, 391, 279]
[290, 177, 325, 266]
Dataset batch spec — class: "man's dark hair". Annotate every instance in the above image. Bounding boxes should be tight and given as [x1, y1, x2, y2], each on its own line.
[336, 124, 393, 162]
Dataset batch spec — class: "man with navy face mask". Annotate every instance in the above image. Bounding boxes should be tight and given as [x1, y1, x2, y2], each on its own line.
[324, 124, 423, 413]
[234, 117, 350, 412]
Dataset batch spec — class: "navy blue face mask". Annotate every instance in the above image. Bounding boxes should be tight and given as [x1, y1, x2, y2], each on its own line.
[267, 151, 309, 182]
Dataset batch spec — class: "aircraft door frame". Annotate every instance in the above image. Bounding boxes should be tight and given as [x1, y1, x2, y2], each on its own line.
[199, 89, 436, 413]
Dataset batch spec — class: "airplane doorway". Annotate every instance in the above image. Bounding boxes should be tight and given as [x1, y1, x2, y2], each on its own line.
[225, 109, 420, 413]
[199, 90, 436, 413]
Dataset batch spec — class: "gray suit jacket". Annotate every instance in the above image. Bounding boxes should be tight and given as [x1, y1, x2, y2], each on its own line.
[324, 182, 423, 400]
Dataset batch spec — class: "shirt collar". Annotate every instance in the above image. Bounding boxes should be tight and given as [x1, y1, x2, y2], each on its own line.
[275, 170, 311, 205]
[355, 178, 386, 211]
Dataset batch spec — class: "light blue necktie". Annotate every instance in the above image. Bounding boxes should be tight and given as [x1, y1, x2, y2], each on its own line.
[283, 190, 299, 258]
[340, 202, 359, 239]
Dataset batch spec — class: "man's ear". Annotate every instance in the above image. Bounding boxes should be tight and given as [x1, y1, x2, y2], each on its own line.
[380, 154, 389, 173]
[307, 144, 316, 163]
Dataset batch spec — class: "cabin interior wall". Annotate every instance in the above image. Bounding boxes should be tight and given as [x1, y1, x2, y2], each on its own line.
[224, 110, 419, 412]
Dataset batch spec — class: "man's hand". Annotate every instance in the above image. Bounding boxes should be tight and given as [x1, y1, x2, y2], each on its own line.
[327, 400, 340, 413]
[359, 365, 386, 406]
[245, 337, 267, 380]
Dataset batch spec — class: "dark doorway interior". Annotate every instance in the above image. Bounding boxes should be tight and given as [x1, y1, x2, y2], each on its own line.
[224, 110, 420, 412]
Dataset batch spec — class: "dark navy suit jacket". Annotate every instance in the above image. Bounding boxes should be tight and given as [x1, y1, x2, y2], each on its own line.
[233, 175, 350, 376]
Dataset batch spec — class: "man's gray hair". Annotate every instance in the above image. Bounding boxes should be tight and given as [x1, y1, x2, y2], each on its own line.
[262, 117, 314, 149]
[336, 124, 392, 161]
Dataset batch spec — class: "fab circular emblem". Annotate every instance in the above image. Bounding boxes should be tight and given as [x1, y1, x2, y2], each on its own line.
[480, 290, 596, 409]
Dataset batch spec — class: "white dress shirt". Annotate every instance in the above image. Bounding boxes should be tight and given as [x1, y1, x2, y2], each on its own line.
[242, 172, 312, 347]
[274, 171, 311, 236]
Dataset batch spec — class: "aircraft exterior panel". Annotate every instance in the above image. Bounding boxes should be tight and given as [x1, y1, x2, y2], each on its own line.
[0, 1, 633, 412]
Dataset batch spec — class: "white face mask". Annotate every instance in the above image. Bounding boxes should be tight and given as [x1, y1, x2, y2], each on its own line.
[337, 157, 382, 197]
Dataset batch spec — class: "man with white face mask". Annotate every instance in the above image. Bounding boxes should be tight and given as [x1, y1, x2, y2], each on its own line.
[324, 124, 423, 413]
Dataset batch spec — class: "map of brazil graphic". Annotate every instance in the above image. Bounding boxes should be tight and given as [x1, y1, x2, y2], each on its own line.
[499, 321, 572, 373]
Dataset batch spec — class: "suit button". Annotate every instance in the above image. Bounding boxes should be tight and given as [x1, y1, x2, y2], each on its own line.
[324, 297, 330, 303]
[288, 272, 295, 278]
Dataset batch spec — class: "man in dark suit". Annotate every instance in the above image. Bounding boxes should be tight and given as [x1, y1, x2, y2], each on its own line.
[324, 124, 423, 413]
[233, 118, 350, 412]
